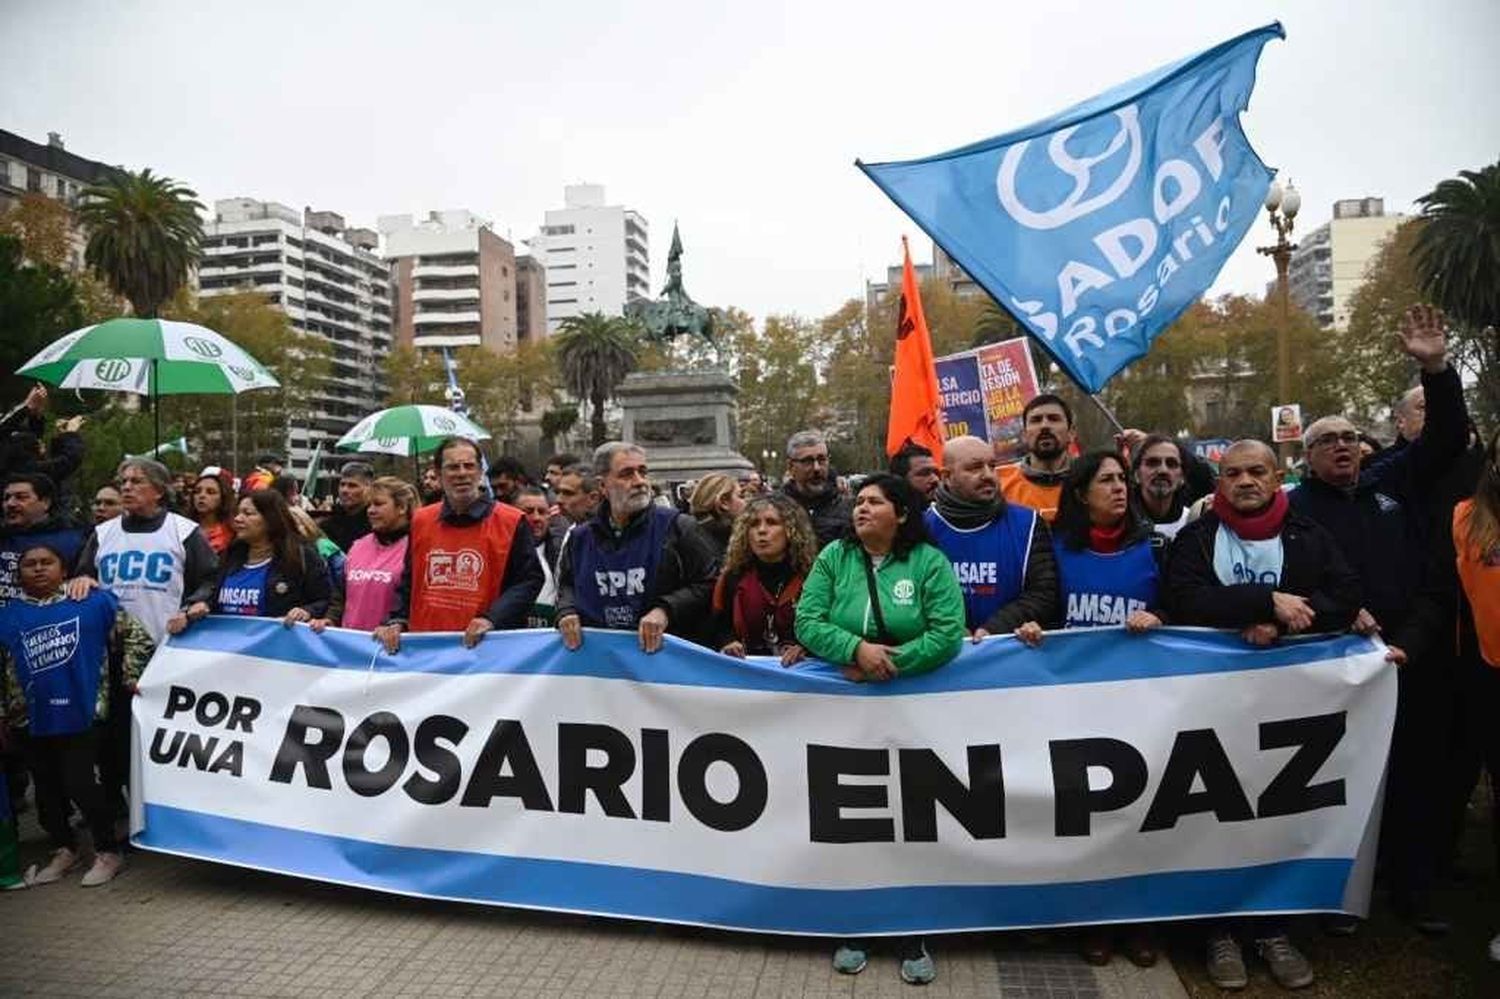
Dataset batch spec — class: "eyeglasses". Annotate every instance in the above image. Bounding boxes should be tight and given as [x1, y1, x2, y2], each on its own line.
[789, 454, 829, 467]
[1309, 430, 1360, 449]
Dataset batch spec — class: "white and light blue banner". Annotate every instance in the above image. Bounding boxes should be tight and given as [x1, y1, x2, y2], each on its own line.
[858, 24, 1283, 392]
[132, 618, 1393, 936]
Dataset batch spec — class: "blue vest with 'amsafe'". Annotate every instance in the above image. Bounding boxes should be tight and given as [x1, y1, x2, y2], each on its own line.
[1054, 539, 1159, 628]
[924, 504, 1036, 630]
[568, 506, 677, 630]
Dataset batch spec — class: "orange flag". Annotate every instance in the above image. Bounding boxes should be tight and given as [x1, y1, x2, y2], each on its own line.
[886, 236, 945, 461]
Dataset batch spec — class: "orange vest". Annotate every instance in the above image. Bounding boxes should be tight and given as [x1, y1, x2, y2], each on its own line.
[1453, 500, 1500, 667]
[408, 501, 522, 633]
[998, 462, 1063, 522]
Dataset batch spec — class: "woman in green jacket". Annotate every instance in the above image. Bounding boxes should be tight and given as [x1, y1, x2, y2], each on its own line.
[794, 472, 965, 984]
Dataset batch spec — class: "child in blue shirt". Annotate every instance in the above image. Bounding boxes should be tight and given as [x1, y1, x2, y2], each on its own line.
[0, 543, 153, 888]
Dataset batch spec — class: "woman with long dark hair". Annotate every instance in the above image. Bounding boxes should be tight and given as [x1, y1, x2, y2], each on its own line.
[795, 472, 965, 985]
[189, 470, 236, 555]
[179, 489, 330, 625]
[711, 494, 817, 665]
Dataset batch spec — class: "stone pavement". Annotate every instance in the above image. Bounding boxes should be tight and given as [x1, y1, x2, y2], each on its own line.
[0, 833, 1188, 999]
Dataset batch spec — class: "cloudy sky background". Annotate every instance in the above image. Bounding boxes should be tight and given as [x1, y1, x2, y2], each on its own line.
[4, 0, 1496, 323]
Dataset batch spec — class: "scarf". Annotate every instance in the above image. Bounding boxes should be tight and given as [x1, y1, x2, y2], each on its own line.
[932, 484, 1006, 530]
[1088, 523, 1126, 553]
[1211, 489, 1289, 541]
[372, 524, 410, 546]
[718, 559, 803, 654]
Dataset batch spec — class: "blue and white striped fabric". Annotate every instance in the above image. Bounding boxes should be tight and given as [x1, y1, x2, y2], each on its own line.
[132, 617, 1393, 935]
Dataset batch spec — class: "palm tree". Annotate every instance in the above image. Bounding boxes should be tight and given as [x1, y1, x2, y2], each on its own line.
[79, 168, 204, 318]
[1413, 161, 1500, 345]
[554, 312, 639, 447]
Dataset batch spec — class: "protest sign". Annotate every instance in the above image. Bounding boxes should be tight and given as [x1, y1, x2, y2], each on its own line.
[133, 620, 1393, 936]
[934, 336, 1041, 461]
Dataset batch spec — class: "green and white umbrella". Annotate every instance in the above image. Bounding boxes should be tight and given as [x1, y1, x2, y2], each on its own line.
[18, 317, 280, 449]
[336, 404, 491, 456]
[18, 318, 280, 395]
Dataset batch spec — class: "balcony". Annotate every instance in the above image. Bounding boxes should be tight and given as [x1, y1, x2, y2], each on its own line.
[412, 263, 480, 279]
[413, 332, 483, 349]
[413, 310, 481, 325]
[412, 286, 481, 303]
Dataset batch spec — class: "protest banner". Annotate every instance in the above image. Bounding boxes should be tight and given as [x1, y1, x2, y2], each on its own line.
[934, 336, 1041, 461]
[133, 619, 1394, 936]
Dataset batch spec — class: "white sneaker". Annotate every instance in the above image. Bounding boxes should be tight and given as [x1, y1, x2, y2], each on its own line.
[80, 851, 124, 887]
[1488, 931, 1500, 963]
[25, 846, 81, 886]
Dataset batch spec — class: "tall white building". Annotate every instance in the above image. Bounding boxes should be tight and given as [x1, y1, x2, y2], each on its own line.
[1287, 197, 1406, 330]
[379, 210, 521, 354]
[529, 184, 649, 332]
[197, 199, 394, 467]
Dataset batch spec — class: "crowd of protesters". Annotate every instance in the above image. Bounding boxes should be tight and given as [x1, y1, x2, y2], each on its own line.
[0, 305, 1496, 990]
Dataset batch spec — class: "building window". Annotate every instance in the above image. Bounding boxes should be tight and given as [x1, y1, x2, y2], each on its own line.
[27, 167, 42, 192]
[542, 224, 575, 236]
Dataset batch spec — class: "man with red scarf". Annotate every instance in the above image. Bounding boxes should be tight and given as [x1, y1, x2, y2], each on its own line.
[1163, 438, 1359, 991]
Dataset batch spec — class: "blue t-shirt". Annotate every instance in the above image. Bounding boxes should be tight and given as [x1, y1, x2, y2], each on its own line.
[0, 589, 119, 735]
[217, 559, 271, 617]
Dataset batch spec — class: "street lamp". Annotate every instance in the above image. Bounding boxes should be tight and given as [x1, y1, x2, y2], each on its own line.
[1257, 177, 1300, 464]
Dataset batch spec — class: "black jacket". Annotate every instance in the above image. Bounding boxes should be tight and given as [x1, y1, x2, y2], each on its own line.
[320, 505, 370, 555]
[554, 502, 720, 636]
[779, 481, 851, 549]
[1288, 365, 1468, 637]
[1165, 508, 1360, 633]
[211, 541, 331, 619]
[386, 496, 543, 630]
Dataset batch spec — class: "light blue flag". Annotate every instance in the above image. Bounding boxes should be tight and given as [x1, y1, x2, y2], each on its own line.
[859, 23, 1283, 393]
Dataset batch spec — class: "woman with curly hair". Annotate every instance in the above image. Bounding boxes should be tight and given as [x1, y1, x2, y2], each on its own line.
[711, 493, 817, 666]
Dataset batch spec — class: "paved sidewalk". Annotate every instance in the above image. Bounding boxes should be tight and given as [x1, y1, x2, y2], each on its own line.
[0, 834, 1186, 998]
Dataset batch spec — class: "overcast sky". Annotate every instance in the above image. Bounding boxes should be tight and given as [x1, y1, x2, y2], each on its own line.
[4, 0, 1496, 324]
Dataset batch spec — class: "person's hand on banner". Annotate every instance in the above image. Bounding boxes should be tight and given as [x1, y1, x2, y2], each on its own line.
[308, 617, 331, 633]
[638, 608, 669, 654]
[462, 617, 493, 649]
[970, 627, 990, 644]
[1241, 623, 1279, 646]
[1385, 644, 1408, 667]
[373, 622, 402, 654]
[1351, 608, 1381, 637]
[853, 640, 897, 680]
[283, 607, 312, 628]
[720, 641, 746, 658]
[778, 643, 806, 668]
[168, 601, 210, 636]
[1014, 621, 1044, 647]
[840, 664, 865, 682]
[1126, 610, 1163, 633]
[1271, 592, 1315, 633]
[558, 613, 583, 651]
[1397, 304, 1448, 373]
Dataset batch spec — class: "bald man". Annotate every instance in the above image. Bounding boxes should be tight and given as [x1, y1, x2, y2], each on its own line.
[1166, 440, 1359, 642]
[923, 436, 1059, 640]
[1164, 438, 1359, 990]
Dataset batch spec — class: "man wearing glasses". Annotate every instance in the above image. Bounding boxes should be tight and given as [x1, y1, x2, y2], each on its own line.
[1289, 303, 1469, 935]
[779, 430, 850, 549]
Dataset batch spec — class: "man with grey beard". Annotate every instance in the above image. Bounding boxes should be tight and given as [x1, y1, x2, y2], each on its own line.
[555, 442, 719, 654]
[1130, 435, 1193, 539]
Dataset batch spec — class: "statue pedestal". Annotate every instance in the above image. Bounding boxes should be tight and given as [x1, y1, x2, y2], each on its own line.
[617, 370, 754, 483]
